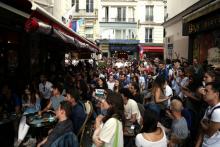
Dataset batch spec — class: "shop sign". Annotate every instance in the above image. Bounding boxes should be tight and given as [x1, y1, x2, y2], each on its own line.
[183, 12, 220, 35]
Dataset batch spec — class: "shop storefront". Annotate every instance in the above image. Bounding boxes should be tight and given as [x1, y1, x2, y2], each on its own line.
[98, 39, 139, 59]
[183, 0, 220, 67]
[139, 44, 164, 60]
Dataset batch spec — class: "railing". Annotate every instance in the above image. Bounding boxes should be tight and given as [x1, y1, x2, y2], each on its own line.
[73, 9, 98, 16]
[145, 38, 153, 43]
[101, 18, 135, 22]
[145, 16, 153, 21]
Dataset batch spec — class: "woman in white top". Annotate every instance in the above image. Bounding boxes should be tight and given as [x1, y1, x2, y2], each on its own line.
[136, 108, 167, 147]
[107, 75, 115, 91]
[93, 91, 125, 147]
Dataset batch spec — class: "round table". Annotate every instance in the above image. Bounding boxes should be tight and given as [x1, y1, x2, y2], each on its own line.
[26, 112, 57, 141]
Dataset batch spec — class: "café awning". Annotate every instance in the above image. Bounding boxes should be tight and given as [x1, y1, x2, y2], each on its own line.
[0, 0, 100, 53]
[142, 46, 164, 53]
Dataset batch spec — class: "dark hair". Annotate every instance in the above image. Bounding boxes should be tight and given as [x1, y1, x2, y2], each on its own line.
[103, 91, 125, 125]
[159, 60, 165, 65]
[132, 75, 139, 84]
[153, 76, 166, 94]
[205, 71, 216, 80]
[206, 82, 220, 94]
[119, 88, 132, 99]
[141, 108, 159, 133]
[52, 83, 63, 93]
[131, 82, 140, 93]
[66, 88, 80, 102]
[60, 101, 72, 118]
[98, 77, 108, 89]
[166, 58, 171, 64]
[173, 59, 181, 64]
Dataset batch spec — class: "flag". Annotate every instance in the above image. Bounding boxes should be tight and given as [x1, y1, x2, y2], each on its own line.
[139, 45, 144, 59]
[69, 19, 84, 32]
[62, 6, 75, 25]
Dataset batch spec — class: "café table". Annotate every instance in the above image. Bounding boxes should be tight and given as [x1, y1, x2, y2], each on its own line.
[26, 111, 57, 142]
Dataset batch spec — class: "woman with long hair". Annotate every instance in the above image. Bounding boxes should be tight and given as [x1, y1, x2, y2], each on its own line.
[14, 85, 41, 146]
[113, 80, 121, 93]
[152, 76, 171, 110]
[135, 108, 167, 147]
[92, 91, 125, 147]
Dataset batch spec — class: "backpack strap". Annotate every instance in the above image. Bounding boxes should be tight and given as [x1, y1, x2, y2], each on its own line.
[207, 106, 220, 120]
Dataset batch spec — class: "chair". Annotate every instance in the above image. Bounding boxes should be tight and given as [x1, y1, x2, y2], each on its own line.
[77, 101, 93, 147]
[51, 132, 79, 147]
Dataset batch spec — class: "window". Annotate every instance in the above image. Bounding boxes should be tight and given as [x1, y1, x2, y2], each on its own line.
[115, 30, 121, 39]
[105, 6, 109, 22]
[86, 0, 94, 12]
[115, 30, 126, 39]
[145, 6, 153, 21]
[75, 0, 79, 12]
[145, 28, 153, 43]
[117, 7, 126, 22]
[71, 0, 75, 7]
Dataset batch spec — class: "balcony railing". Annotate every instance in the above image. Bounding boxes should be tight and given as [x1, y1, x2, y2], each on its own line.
[101, 18, 135, 22]
[145, 16, 153, 21]
[145, 38, 153, 43]
[73, 9, 98, 17]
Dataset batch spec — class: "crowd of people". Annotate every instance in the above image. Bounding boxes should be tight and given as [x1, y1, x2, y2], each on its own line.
[0, 56, 220, 147]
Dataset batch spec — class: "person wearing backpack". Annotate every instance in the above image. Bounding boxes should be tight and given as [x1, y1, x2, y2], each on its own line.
[195, 82, 220, 147]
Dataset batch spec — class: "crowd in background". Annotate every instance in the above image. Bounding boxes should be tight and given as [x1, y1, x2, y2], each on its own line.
[0, 56, 220, 147]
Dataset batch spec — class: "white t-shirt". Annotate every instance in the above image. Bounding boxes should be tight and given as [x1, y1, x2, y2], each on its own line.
[165, 85, 173, 107]
[115, 62, 124, 68]
[39, 81, 53, 99]
[99, 118, 124, 147]
[107, 81, 115, 91]
[202, 103, 220, 147]
[124, 99, 142, 124]
[135, 127, 167, 147]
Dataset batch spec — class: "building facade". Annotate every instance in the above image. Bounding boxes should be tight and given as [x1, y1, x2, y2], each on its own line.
[137, 0, 165, 59]
[163, 0, 220, 66]
[66, 0, 99, 41]
[97, 0, 166, 59]
[97, 0, 138, 58]
[32, 0, 72, 21]
[163, 0, 199, 60]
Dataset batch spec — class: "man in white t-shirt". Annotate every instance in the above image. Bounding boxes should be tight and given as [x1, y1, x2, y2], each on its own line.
[120, 88, 142, 125]
[196, 82, 220, 147]
[39, 74, 53, 109]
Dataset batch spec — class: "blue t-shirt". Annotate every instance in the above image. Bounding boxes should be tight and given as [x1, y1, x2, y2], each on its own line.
[51, 95, 65, 111]
[23, 98, 41, 115]
[70, 102, 87, 134]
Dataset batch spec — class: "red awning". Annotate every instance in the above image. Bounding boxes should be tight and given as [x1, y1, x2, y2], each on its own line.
[142, 46, 164, 53]
[25, 1, 100, 53]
